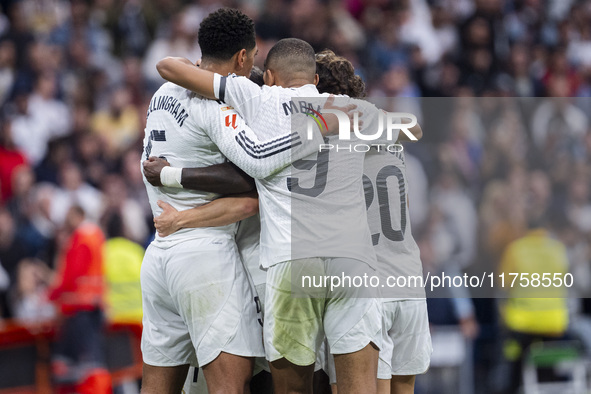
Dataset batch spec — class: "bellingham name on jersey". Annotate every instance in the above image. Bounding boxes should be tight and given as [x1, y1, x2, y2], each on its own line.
[146, 94, 190, 127]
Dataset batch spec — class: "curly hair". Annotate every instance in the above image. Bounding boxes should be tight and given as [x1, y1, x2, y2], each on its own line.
[198, 8, 256, 61]
[315, 50, 366, 97]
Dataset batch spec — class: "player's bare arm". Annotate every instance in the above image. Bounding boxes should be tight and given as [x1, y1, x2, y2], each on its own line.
[157, 57, 354, 138]
[397, 122, 423, 142]
[181, 162, 255, 192]
[154, 192, 259, 237]
[157, 57, 217, 99]
[143, 157, 255, 193]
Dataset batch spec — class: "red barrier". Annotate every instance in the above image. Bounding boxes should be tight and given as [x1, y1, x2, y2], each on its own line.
[0, 320, 142, 393]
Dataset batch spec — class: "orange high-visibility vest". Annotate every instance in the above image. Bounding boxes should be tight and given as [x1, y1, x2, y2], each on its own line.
[50, 223, 105, 315]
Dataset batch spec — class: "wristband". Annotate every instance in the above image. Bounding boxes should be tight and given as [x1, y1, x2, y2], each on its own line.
[160, 166, 183, 188]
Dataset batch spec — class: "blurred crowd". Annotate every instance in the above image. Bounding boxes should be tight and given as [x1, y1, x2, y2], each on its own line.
[1, 0, 591, 392]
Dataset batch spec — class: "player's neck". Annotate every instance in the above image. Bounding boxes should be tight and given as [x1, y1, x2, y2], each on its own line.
[199, 59, 234, 76]
[280, 78, 314, 89]
[277, 72, 315, 88]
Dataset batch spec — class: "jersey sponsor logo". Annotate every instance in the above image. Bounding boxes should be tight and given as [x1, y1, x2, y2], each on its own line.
[225, 114, 238, 129]
[220, 105, 234, 111]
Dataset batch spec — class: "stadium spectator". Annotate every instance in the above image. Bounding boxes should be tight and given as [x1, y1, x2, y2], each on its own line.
[0, 37, 15, 104]
[141, 11, 201, 86]
[0, 117, 27, 203]
[530, 76, 588, 160]
[103, 236, 143, 325]
[0, 207, 27, 317]
[90, 86, 141, 159]
[15, 183, 57, 261]
[48, 205, 111, 393]
[100, 173, 147, 244]
[11, 257, 55, 323]
[479, 180, 526, 265]
[494, 212, 570, 394]
[5, 164, 35, 227]
[566, 173, 591, 233]
[430, 169, 478, 269]
[49, 0, 113, 70]
[50, 161, 102, 225]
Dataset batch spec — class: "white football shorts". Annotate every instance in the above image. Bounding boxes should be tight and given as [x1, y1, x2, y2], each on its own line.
[141, 236, 264, 367]
[322, 299, 432, 384]
[377, 299, 432, 379]
[253, 282, 270, 375]
[264, 258, 382, 366]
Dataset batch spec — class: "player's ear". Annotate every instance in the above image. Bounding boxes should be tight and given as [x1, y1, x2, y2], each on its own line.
[236, 48, 247, 69]
[313, 73, 319, 86]
[263, 69, 274, 86]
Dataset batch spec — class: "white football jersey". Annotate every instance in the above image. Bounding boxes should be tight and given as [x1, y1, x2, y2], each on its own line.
[142, 82, 319, 248]
[143, 82, 236, 248]
[363, 148, 425, 299]
[213, 74, 397, 268]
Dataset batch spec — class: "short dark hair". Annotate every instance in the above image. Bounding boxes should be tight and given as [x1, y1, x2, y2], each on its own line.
[249, 66, 264, 87]
[315, 50, 366, 97]
[198, 8, 256, 61]
[264, 38, 316, 80]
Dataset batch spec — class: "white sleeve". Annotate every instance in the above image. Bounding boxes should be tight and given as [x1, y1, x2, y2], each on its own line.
[206, 106, 325, 179]
[213, 73, 262, 123]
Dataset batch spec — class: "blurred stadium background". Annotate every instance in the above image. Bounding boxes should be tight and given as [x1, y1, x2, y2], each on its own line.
[1, 0, 591, 392]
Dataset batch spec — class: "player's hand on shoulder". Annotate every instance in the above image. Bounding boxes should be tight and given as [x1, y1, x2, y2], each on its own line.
[143, 156, 170, 186]
[321, 95, 360, 137]
[154, 200, 181, 237]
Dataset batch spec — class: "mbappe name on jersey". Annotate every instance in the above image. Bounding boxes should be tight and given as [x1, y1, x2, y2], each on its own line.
[282, 100, 322, 116]
[146, 95, 190, 127]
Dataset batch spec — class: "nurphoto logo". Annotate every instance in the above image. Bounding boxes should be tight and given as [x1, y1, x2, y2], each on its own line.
[305, 108, 418, 153]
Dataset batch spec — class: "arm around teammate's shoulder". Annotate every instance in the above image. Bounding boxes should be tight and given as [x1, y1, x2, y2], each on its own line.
[143, 158, 255, 193]
[156, 57, 217, 99]
[181, 163, 255, 194]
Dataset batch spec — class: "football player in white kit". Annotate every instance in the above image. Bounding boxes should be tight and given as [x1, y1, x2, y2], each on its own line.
[143, 67, 273, 394]
[155, 37, 425, 394]
[139, 10, 326, 394]
[314, 50, 432, 394]
[155, 50, 430, 394]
